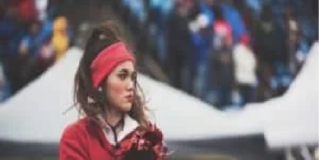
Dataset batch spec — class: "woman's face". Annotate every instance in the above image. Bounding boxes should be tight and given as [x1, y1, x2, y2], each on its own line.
[105, 61, 136, 113]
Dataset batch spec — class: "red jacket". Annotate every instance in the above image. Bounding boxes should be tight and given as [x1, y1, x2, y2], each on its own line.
[59, 117, 167, 160]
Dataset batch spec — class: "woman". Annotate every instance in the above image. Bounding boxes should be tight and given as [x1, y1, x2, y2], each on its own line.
[59, 21, 167, 160]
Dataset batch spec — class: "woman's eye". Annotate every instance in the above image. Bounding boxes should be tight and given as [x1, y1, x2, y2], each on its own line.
[118, 74, 127, 80]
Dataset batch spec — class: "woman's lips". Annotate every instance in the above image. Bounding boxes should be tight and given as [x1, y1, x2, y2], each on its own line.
[125, 95, 134, 102]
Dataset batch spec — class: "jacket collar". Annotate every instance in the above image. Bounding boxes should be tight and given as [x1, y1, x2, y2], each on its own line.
[97, 114, 139, 144]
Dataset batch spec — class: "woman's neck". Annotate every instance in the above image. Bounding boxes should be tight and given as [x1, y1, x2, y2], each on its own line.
[105, 108, 124, 127]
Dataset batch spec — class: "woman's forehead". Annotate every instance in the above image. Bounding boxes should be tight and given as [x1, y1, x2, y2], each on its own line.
[114, 61, 135, 72]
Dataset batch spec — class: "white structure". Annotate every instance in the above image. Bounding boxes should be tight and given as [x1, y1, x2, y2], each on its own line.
[0, 43, 318, 149]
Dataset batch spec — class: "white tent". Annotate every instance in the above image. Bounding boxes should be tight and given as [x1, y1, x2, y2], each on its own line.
[0, 43, 318, 149]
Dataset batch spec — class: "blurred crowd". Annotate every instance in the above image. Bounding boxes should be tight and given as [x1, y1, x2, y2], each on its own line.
[0, 0, 72, 102]
[112, 0, 318, 110]
[0, 0, 318, 110]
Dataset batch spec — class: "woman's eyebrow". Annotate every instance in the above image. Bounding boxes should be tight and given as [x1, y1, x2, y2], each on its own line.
[119, 68, 136, 74]
[119, 68, 128, 73]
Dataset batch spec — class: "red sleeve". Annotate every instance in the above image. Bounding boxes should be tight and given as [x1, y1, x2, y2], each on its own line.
[59, 124, 88, 160]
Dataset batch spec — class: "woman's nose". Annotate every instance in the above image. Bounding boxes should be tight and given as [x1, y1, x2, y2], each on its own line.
[126, 80, 134, 91]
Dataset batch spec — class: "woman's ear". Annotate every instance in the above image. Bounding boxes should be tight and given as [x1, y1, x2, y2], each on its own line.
[98, 87, 103, 92]
[97, 86, 105, 101]
[87, 96, 95, 104]
[97, 85, 108, 105]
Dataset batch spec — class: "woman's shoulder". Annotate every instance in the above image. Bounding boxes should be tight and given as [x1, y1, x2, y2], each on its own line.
[60, 117, 92, 140]
[59, 117, 94, 159]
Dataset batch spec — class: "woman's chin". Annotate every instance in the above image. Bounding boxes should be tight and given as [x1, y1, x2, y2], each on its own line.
[119, 103, 132, 112]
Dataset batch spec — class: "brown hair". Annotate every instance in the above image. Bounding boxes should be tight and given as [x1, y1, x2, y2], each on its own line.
[74, 21, 150, 130]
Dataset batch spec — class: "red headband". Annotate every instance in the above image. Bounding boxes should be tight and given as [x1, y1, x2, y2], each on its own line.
[91, 42, 135, 89]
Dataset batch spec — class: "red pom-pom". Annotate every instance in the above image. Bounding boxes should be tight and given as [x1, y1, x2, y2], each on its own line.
[143, 125, 163, 146]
